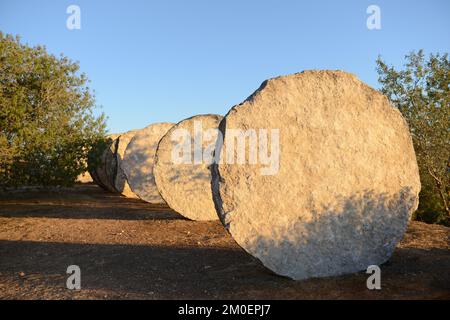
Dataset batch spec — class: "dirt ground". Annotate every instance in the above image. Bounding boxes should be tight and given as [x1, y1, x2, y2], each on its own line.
[0, 184, 449, 300]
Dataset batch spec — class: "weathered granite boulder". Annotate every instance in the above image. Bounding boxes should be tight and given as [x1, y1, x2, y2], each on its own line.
[154, 114, 223, 220]
[90, 133, 120, 192]
[211, 70, 421, 280]
[114, 130, 140, 198]
[122, 123, 174, 203]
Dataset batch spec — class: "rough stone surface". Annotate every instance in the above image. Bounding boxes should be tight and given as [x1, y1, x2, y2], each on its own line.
[211, 70, 421, 280]
[154, 115, 223, 220]
[123, 123, 174, 204]
[114, 130, 140, 198]
[103, 137, 120, 192]
[95, 134, 120, 192]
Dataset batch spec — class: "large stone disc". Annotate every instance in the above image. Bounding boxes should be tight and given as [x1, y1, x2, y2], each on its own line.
[114, 129, 140, 198]
[93, 133, 120, 192]
[87, 137, 109, 190]
[103, 136, 120, 192]
[154, 114, 223, 220]
[122, 123, 175, 204]
[211, 71, 421, 280]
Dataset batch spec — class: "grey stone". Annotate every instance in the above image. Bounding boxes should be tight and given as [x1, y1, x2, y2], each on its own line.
[122, 123, 174, 203]
[114, 130, 140, 198]
[95, 133, 120, 192]
[154, 114, 223, 220]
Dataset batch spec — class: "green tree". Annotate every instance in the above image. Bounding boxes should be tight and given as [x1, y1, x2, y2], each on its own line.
[0, 33, 107, 187]
[376, 50, 450, 225]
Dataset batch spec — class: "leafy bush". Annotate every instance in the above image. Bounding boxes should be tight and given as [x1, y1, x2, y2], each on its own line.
[0, 33, 106, 187]
[377, 51, 449, 226]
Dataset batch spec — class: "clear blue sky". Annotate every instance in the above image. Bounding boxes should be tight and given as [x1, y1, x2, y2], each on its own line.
[1, 0, 449, 133]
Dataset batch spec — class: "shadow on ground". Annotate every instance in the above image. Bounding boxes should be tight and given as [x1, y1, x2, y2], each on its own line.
[0, 239, 449, 299]
[0, 184, 181, 221]
[0, 184, 448, 299]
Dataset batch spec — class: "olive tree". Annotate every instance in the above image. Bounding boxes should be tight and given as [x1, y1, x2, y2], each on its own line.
[0, 33, 107, 187]
[376, 50, 449, 225]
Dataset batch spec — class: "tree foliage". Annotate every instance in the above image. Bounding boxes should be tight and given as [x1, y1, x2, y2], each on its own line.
[376, 50, 450, 225]
[0, 33, 106, 187]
